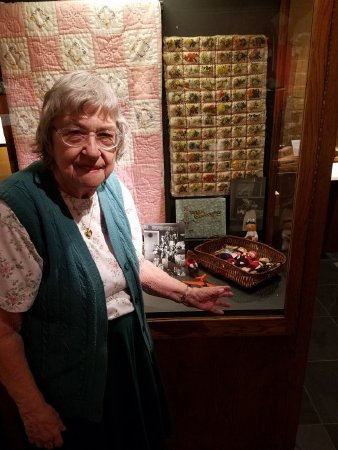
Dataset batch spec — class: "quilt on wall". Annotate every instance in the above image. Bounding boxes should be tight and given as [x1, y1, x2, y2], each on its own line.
[0, 0, 164, 224]
[163, 35, 267, 197]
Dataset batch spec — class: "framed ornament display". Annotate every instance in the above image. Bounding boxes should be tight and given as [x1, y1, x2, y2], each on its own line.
[175, 197, 226, 239]
[163, 34, 267, 198]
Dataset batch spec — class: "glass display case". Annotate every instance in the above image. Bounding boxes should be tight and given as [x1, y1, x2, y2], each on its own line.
[143, 0, 320, 319]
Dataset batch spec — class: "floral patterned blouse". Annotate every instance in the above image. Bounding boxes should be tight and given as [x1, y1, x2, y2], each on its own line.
[0, 181, 143, 320]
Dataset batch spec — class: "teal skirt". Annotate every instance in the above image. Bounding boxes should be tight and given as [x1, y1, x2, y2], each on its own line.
[26, 312, 170, 450]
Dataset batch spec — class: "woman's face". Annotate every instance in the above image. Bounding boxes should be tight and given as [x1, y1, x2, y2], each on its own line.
[51, 107, 118, 198]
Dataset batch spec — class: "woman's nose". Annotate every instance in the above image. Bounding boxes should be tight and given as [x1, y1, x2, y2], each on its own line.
[82, 133, 101, 156]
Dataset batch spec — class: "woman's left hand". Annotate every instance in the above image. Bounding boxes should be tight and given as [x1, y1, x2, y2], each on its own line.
[183, 285, 233, 315]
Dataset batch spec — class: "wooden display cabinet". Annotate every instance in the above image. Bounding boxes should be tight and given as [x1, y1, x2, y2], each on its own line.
[148, 1, 338, 450]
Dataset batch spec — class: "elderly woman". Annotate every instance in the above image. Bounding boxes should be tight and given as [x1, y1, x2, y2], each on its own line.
[0, 71, 233, 450]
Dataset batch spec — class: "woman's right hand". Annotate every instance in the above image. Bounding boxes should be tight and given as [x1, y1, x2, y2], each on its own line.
[0, 308, 66, 448]
[20, 402, 66, 449]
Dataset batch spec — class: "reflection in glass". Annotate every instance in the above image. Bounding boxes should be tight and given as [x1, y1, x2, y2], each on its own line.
[271, 0, 314, 259]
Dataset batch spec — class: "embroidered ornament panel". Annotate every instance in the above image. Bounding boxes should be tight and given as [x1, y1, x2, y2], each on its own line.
[163, 35, 268, 197]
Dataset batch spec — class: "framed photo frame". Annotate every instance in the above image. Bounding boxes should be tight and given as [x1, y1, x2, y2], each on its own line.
[229, 177, 266, 232]
[175, 197, 226, 239]
[143, 223, 186, 276]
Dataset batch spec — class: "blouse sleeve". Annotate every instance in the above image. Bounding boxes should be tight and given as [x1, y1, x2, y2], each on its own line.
[120, 182, 144, 261]
[0, 200, 43, 312]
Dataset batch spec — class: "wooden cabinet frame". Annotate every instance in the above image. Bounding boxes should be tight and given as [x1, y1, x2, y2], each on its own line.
[149, 2, 338, 448]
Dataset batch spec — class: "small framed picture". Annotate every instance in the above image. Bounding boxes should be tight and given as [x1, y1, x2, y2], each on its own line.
[143, 223, 186, 276]
[175, 197, 226, 239]
[229, 177, 266, 232]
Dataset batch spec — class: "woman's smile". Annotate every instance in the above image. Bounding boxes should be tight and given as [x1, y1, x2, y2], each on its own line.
[76, 164, 105, 172]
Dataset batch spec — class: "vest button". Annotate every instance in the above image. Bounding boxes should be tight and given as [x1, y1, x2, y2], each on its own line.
[124, 262, 129, 271]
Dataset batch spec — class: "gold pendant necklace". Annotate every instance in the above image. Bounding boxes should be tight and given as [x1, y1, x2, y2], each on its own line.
[84, 198, 95, 239]
[84, 227, 93, 239]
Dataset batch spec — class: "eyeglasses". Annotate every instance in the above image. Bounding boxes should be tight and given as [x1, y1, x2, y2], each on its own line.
[53, 127, 123, 151]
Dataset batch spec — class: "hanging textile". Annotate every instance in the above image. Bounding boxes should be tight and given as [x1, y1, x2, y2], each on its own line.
[163, 34, 267, 197]
[0, 0, 164, 224]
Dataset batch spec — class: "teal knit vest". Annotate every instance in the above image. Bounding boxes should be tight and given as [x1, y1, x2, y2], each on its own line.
[0, 161, 153, 421]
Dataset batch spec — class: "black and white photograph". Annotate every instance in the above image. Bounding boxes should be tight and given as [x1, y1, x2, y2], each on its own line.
[143, 223, 186, 276]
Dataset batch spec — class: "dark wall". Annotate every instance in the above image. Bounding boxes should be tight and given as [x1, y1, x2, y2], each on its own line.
[162, 0, 281, 36]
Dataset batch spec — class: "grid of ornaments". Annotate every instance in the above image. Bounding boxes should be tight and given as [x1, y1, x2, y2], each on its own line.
[163, 35, 268, 197]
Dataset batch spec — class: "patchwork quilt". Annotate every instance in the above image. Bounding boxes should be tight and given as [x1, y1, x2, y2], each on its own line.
[0, 0, 164, 224]
[163, 35, 267, 197]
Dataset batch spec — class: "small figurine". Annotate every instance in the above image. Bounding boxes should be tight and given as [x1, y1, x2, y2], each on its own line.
[244, 251, 261, 270]
[185, 257, 199, 277]
[244, 219, 258, 242]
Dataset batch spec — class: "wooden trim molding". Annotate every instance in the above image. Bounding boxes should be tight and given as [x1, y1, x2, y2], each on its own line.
[148, 315, 288, 338]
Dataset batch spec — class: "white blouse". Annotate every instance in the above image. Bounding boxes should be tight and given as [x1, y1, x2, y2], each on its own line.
[0, 181, 143, 320]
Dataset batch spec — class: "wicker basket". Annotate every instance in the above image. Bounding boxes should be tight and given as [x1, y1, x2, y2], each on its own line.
[188, 235, 287, 289]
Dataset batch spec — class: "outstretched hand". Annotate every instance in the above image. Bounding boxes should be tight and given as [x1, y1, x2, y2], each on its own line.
[183, 285, 233, 315]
